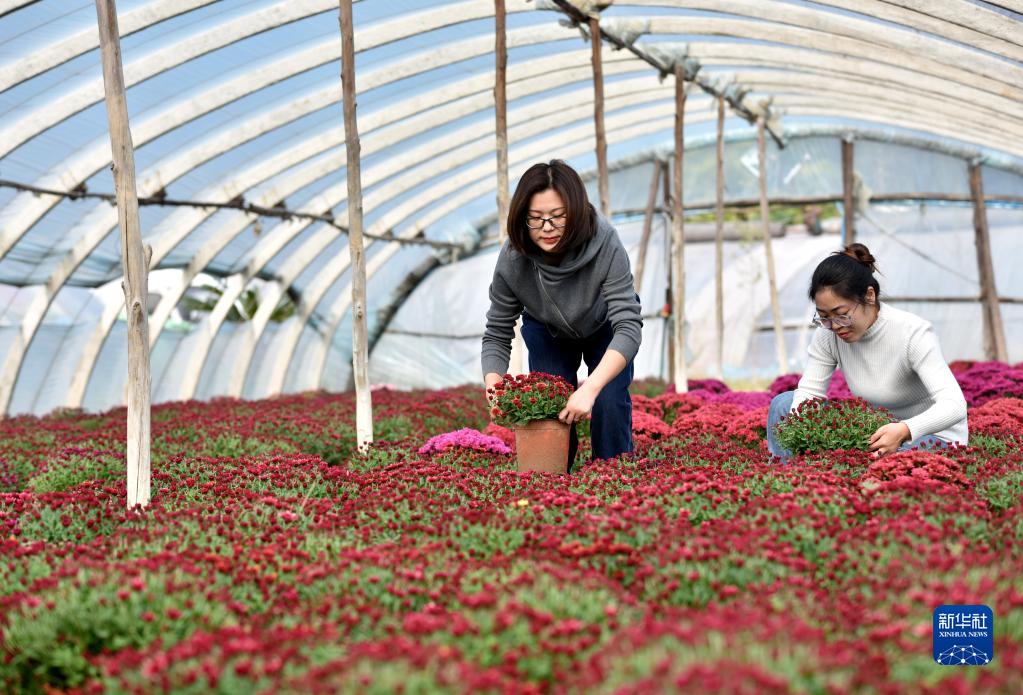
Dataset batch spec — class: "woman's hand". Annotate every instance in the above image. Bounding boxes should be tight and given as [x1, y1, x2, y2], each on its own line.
[484, 373, 502, 410]
[559, 383, 597, 425]
[869, 422, 911, 457]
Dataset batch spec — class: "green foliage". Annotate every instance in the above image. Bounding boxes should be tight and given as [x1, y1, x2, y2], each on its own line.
[968, 434, 1014, 457]
[373, 415, 415, 442]
[346, 445, 408, 473]
[290, 424, 357, 467]
[977, 470, 1023, 513]
[199, 434, 286, 459]
[775, 398, 892, 455]
[28, 450, 122, 493]
[1, 574, 230, 692]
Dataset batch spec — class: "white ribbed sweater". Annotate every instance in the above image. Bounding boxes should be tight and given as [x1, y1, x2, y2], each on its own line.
[791, 304, 969, 444]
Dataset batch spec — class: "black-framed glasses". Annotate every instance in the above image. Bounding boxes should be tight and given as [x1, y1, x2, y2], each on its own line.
[811, 306, 857, 330]
[525, 214, 566, 230]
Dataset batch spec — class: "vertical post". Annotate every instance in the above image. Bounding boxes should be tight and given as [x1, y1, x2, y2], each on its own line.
[714, 95, 726, 379]
[662, 160, 673, 384]
[590, 16, 610, 217]
[633, 160, 661, 293]
[339, 0, 373, 448]
[95, 0, 151, 509]
[494, 0, 509, 242]
[758, 117, 788, 372]
[494, 0, 523, 374]
[842, 137, 855, 246]
[671, 65, 688, 393]
[969, 161, 1008, 362]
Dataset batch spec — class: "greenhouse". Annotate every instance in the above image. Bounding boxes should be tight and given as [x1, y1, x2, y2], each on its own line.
[1, 1, 1021, 692]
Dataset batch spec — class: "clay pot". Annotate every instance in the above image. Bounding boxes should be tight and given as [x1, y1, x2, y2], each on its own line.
[514, 419, 570, 473]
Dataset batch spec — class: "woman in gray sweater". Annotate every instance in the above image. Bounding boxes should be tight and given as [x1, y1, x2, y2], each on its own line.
[767, 243, 968, 461]
[482, 159, 643, 471]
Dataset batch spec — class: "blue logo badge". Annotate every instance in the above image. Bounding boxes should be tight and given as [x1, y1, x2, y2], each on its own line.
[933, 605, 994, 666]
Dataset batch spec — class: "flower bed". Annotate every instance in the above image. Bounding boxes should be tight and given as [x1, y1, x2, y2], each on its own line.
[1, 372, 1022, 692]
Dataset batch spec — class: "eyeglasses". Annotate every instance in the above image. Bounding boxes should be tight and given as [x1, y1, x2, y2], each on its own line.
[525, 214, 566, 230]
[811, 305, 857, 330]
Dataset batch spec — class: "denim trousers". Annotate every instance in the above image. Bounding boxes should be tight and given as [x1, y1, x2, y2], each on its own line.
[766, 390, 945, 462]
[520, 312, 634, 471]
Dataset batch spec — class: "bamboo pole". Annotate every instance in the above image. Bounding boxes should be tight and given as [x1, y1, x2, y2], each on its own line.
[633, 161, 661, 293]
[590, 16, 610, 217]
[969, 161, 1009, 362]
[714, 95, 725, 380]
[757, 116, 788, 372]
[339, 0, 373, 448]
[842, 137, 855, 246]
[671, 65, 688, 393]
[94, 0, 151, 509]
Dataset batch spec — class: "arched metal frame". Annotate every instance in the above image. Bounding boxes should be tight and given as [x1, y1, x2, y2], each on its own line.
[0, 0, 1020, 413]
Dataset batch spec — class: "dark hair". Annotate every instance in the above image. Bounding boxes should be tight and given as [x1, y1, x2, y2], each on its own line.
[506, 159, 597, 255]
[808, 243, 881, 304]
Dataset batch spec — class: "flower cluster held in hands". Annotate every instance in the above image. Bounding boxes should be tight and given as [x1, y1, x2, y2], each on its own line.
[775, 397, 894, 455]
[487, 372, 573, 427]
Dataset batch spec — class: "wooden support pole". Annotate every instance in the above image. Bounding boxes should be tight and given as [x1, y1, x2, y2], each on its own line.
[590, 16, 610, 217]
[633, 160, 661, 294]
[714, 95, 726, 380]
[842, 137, 855, 246]
[494, 0, 509, 242]
[494, 0, 523, 374]
[671, 65, 688, 393]
[758, 116, 788, 373]
[969, 161, 1009, 362]
[339, 0, 373, 448]
[94, 0, 151, 509]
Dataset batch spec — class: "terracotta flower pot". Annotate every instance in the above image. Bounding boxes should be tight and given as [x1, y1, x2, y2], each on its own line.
[513, 418, 570, 473]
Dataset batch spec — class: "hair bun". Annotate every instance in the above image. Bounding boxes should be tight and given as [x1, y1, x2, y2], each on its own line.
[842, 243, 877, 272]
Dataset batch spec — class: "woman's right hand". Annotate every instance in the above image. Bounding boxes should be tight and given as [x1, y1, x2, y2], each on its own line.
[484, 372, 502, 412]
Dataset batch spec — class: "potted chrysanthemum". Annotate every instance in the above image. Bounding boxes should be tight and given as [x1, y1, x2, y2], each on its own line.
[487, 372, 573, 473]
[774, 397, 894, 455]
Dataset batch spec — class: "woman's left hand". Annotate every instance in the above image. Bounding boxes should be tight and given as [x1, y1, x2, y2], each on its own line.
[869, 422, 911, 457]
[559, 385, 597, 425]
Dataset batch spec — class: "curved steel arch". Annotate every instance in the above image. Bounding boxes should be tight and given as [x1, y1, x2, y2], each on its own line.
[640, 15, 1023, 103]
[0, 0, 343, 159]
[6, 1, 1020, 265]
[6, 3, 1014, 292]
[7, 5, 1016, 270]
[0, 0, 220, 92]
[686, 43, 1021, 123]
[620, 1, 1022, 85]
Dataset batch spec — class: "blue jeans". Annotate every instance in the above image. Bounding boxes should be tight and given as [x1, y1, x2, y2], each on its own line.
[520, 312, 634, 472]
[766, 391, 946, 462]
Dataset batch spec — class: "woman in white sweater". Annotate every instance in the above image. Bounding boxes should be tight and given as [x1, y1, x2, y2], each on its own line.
[767, 243, 968, 460]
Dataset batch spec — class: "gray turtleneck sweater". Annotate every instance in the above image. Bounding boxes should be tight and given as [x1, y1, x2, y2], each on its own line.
[481, 214, 643, 378]
[791, 303, 968, 444]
